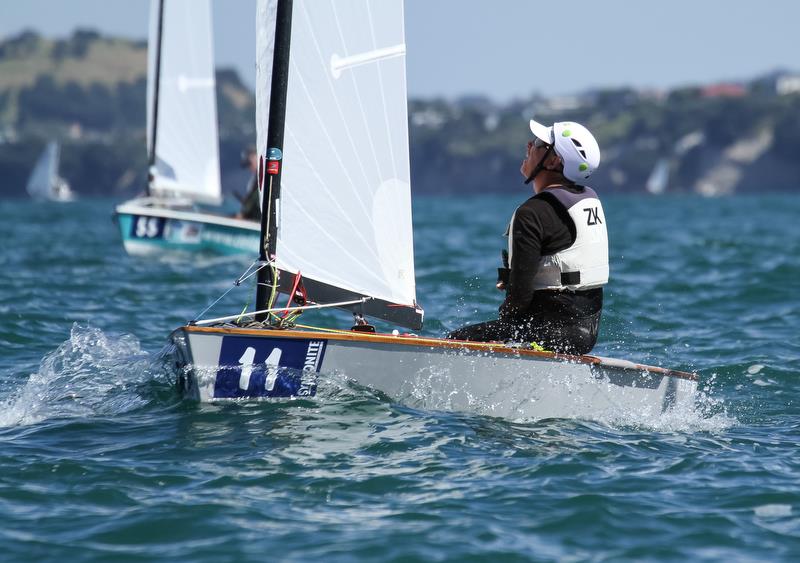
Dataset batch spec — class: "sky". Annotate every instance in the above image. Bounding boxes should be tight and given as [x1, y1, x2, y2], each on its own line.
[1, 0, 799, 101]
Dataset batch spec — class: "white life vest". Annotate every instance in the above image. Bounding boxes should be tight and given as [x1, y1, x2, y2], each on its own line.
[507, 186, 609, 291]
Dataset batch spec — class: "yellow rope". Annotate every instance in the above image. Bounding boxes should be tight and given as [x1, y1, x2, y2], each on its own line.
[235, 301, 250, 324]
[276, 323, 551, 354]
[293, 323, 358, 335]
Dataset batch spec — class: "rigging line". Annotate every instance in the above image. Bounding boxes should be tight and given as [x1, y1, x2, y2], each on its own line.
[191, 259, 267, 322]
[332, 7, 385, 187]
[237, 260, 270, 285]
[300, 1, 373, 215]
[194, 297, 372, 326]
[366, 1, 400, 182]
[191, 282, 242, 323]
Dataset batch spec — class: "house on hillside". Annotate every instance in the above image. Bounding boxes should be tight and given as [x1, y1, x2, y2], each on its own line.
[776, 74, 800, 95]
[700, 83, 746, 98]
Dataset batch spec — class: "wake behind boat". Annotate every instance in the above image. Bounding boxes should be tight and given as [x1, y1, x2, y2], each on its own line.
[167, 0, 697, 419]
[114, 0, 259, 256]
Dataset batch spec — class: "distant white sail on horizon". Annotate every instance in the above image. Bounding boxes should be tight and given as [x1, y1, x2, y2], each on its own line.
[147, 0, 222, 205]
[645, 157, 670, 195]
[26, 141, 74, 201]
[256, 0, 417, 308]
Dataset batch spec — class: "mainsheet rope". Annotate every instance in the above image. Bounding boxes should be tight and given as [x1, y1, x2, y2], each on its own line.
[193, 297, 372, 326]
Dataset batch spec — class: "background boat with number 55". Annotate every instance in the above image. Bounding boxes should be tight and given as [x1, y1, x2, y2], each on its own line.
[114, 0, 260, 256]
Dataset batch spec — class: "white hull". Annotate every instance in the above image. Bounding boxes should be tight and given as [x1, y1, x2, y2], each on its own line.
[170, 326, 697, 421]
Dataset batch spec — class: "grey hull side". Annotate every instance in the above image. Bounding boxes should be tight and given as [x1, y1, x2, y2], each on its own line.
[171, 328, 697, 421]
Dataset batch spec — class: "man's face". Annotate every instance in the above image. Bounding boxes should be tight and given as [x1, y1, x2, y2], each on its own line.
[520, 137, 550, 179]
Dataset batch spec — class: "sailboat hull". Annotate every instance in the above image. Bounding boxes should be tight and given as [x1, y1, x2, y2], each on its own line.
[115, 199, 260, 256]
[169, 326, 697, 420]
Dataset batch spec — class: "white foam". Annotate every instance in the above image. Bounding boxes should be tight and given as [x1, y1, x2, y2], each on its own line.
[755, 504, 792, 518]
[595, 389, 736, 434]
[392, 356, 734, 434]
[0, 324, 156, 428]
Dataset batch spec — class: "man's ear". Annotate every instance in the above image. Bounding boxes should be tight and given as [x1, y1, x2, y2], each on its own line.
[546, 153, 563, 168]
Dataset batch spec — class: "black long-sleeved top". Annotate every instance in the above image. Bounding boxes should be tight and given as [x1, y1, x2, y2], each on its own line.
[500, 186, 603, 321]
[240, 175, 262, 221]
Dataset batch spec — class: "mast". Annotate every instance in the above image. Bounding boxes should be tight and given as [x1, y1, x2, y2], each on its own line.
[255, 0, 294, 321]
[147, 0, 166, 195]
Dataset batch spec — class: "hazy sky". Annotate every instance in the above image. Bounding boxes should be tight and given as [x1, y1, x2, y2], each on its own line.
[1, 0, 798, 101]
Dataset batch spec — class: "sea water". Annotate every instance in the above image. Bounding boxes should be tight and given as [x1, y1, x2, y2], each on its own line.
[0, 194, 798, 561]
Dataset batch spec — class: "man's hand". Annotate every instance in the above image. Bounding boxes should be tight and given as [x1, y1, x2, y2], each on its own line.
[497, 267, 510, 291]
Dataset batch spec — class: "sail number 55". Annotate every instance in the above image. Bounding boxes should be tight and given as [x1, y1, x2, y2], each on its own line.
[132, 216, 165, 239]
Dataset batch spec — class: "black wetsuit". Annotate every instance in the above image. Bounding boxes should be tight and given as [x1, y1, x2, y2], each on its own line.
[447, 185, 603, 354]
[240, 175, 262, 221]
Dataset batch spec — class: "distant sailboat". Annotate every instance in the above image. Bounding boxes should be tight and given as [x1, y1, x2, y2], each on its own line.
[26, 141, 75, 202]
[645, 157, 670, 195]
[166, 0, 697, 420]
[114, 0, 259, 256]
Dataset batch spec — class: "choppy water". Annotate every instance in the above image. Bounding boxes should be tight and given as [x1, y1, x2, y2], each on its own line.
[1, 195, 798, 561]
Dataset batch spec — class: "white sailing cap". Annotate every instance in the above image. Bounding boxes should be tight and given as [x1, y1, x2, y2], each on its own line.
[529, 118, 601, 183]
[529, 119, 555, 144]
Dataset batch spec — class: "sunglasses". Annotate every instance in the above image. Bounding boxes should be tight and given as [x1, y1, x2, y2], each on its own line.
[532, 137, 551, 149]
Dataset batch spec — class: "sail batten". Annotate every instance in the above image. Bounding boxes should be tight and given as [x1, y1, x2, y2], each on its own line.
[147, 0, 222, 204]
[256, 0, 420, 328]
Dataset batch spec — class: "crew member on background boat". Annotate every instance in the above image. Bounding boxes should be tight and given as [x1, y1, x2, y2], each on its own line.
[447, 118, 608, 355]
[236, 145, 261, 221]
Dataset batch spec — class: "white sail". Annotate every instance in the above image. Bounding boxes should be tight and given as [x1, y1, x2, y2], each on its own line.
[256, 0, 417, 309]
[147, 0, 222, 205]
[645, 158, 670, 195]
[26, 142, 59, 199]
[26, 141, 73, 201]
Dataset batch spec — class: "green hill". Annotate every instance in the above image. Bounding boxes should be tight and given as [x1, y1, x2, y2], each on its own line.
[0, 30, 146, 128]
[1, 29, 799, 198]
[0, 29, 145, 89]
[0, 29, 254, 198]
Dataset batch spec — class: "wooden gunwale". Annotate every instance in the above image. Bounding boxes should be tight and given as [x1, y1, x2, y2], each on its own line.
[179, 325, 698, 382]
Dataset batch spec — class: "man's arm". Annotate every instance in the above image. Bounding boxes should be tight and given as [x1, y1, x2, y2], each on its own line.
[499, 204, 544, 320]
[239, 175, 261, 219]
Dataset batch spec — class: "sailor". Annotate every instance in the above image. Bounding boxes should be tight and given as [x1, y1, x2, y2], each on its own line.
[235, 145, 262, 221]
[447, 118, 608, 355]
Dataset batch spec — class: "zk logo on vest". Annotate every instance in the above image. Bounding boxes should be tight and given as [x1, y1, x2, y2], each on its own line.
[583, 207, 602, 226]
